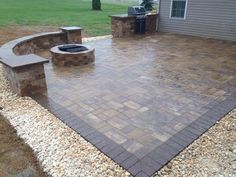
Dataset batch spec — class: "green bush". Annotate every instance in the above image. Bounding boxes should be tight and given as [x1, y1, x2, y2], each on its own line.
[140, 0, 154, 11]
[92, 0, 101, 10]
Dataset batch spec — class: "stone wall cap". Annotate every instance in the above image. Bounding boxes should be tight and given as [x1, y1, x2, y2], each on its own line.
[0, 48, 4, 58]
[0, 50, 49, 68]
[1, 31, 62, 50]
[50, 44, 94, 54]
[109, 14, 135, 19]
[110, 13, 158, 19]
[147, 13, 158, 16]
[60, 26, 83, 32]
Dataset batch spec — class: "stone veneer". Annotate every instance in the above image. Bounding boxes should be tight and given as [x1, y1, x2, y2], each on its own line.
[111, 15, 135, 38]
[0, 26, 83, 96]
[146, 13, 158, 33]
[51, 44, 95, 66]
[3, 64, 47, 96]
[60, 27, 83, 44]
[110, 13, 158, 38]
[13, 33, 67, 55]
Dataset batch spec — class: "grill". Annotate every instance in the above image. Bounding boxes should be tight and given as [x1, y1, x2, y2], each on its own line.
[58, 44, 88, 53]
[128, 6, 146, 34]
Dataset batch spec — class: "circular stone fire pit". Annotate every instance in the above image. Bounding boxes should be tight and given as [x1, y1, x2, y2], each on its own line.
[50, 44, 95, 66]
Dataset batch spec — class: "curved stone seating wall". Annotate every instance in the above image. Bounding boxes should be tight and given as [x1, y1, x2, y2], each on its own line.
[12, 32, 67, 55]
[0, 27, 82, 96]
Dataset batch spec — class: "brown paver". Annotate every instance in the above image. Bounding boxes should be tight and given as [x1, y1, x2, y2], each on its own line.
[33, 33, 236, 176]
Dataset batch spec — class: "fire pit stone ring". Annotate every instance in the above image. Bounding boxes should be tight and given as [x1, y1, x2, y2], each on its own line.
[50, 44, 95, 66]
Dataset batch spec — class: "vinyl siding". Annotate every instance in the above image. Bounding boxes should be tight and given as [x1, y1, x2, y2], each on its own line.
[158, 0, 236, 41]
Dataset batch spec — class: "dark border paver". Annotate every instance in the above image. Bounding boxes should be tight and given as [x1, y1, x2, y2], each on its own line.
[32, 93, 236, 177]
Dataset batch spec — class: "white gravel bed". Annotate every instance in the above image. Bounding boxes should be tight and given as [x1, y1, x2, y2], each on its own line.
[0, 63, 130, 176]
[153, 109, 236, 177]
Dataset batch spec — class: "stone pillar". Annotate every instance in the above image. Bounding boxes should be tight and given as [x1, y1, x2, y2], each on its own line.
[60, 26, 83, 44]
[111, 15, 135, 38]
[146, 14, 158, 33]
[3, 63, 47, 96]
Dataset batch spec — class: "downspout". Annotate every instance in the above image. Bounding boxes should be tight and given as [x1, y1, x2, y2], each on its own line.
[156, 0, 161, 31]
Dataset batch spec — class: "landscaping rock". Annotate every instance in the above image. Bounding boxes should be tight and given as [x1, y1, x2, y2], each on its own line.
[153, 109, 236, 177]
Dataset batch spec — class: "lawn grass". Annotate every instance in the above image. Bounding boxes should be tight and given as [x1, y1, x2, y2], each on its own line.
[0, 0, 128, 36]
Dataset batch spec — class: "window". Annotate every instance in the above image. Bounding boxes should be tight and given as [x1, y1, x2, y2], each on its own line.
[170, 0, 187, 19]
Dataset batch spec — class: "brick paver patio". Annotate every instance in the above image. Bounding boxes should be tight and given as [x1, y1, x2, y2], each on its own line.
[33, 33, 236, 177]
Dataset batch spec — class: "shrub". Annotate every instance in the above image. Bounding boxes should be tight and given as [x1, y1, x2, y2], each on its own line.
[140, 0, 154, 11]
[92, 0, 101, 10]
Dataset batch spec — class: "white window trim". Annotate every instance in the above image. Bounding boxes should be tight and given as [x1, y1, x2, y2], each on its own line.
[169, 0, 188, 20]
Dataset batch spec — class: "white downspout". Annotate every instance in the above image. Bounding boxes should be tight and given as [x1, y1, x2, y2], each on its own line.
[156, 0, 161, 31]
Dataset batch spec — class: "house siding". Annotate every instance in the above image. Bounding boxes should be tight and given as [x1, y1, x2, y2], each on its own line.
[158, 0, 236, 41]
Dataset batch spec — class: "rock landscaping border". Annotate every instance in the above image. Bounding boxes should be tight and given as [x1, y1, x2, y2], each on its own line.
[154, 109, 236, 177]
[33, 89, 236, 177]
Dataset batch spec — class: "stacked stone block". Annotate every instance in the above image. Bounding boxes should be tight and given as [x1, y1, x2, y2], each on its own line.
[3, 64, 47, 96]
[111, 16, 135, 37]
[51, 47, 95, 66]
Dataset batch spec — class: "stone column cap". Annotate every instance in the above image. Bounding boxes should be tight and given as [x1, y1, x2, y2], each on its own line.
[60, 26, 83, 32]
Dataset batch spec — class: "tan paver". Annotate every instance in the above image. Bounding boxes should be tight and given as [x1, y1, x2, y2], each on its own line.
[34, 33, 236, 176]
